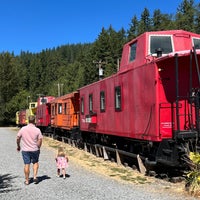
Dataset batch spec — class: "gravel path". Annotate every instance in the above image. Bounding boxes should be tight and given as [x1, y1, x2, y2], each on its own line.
[0, 128, 198, 200]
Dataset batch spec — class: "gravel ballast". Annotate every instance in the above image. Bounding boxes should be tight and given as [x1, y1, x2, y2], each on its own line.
[0, 127, 197, 200]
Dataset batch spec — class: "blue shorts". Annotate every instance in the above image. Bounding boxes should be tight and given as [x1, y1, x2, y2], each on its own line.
[22, 150, 40, 164]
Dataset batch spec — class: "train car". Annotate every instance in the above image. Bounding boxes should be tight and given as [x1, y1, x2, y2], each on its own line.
[16, 111, 19, 126]
[36, 96, 55, 131]
[17, 101, 37, 127]
[79, 30, 200, 169]
[50, 91, 79, 137]
[18, 109, 27, 126]
[29, 101, 37, 116]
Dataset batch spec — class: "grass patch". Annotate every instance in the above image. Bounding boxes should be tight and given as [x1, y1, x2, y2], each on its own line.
[136, 176, 147, 182]
[110, 167, 128, 174]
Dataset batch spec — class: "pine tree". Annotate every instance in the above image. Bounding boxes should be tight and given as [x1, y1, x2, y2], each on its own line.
[194, 3, 200, 33]
[0, 53, 21, 123]
[138, 8, 152, 35]
[152, 10, 175, 31]
[175, 0, 195, 31]
[127, 15, 138, 41]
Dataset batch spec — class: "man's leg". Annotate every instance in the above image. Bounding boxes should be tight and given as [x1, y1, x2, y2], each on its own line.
[33, 162, 39, 180]
[24, 164, 30, 183]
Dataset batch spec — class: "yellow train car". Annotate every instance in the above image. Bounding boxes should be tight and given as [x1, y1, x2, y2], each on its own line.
[16, 111, 19, 126]
[17, 102, 38, 126]
[29, 102, 37, 116]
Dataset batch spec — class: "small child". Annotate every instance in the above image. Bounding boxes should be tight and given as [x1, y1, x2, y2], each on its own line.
[55, 147, 69, 179]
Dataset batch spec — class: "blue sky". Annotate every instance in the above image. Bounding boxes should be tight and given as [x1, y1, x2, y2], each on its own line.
[0, 0, 195, 55]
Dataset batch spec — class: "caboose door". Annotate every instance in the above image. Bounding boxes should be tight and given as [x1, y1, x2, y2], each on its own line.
[159, 103, 173, 139]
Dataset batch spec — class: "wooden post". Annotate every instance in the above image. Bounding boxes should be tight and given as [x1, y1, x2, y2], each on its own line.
[103, 146, 109, 160]
[84, 143, 87, 152]
[137, 154, 146, 174]
[95, 145, 99, 157]
[116, 150, 122, 165]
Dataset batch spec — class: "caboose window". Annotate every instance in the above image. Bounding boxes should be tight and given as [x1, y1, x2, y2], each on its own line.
[52, 105, 55, 115]
[100, 91, 105, 112]
[41, 97, 47, 104]
[31, 103, 36, 108]
[149, 35, 173, 55]
[115, 86, 121, 111]
[55, 104, 57, 115]
[81, 97, 84, 114]
[64, 103, 67, 115]
[58, 103, 62, 114]
[193, 38, 200, 49]
[129, 42, 137, 62]
[89, 94, 93, 113]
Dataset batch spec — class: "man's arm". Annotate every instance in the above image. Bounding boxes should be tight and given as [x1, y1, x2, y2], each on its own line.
[37, 138, 42, 149]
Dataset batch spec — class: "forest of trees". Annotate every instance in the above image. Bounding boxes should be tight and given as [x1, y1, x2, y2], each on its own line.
[0, 0, 200, 125]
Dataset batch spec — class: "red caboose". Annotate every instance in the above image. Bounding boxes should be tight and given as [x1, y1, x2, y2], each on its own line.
[79, 30, 200, 167]
[36, 96, 55, 131]
[18, 109, 27, 127]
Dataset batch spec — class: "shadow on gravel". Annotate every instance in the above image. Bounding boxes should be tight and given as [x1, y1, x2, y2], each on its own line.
[29, 175, 51, 184]
[0, 174, 19, 193]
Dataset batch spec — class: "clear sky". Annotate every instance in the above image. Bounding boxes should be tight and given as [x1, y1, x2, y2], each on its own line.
[0, 0, 195, 55]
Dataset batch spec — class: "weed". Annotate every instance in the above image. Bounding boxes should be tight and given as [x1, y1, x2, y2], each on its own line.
[186, 152, 200, 196]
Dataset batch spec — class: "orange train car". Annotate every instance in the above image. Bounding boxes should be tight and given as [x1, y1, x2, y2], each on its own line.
[50, 91, 79, 135]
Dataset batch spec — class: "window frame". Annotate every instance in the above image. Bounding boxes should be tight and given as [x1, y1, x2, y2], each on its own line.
[51, 105, 55, 116]
[58, 103, 62, 114]
[100, 91, 105, 112]
[89, 94, 93, 113]
[81, 97, 84, 115]
[192, 37, 200, 49]
[64, 103, 67, 115]
[129, 42, 137, 62]
[149, 34, 174, 56]
[115, 86, 121, 111]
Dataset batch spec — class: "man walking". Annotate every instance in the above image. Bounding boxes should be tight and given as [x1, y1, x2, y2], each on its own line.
[16, 115, 43, 185]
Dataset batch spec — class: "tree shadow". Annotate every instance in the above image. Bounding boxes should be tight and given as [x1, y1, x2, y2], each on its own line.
[0, 174, 19, 193]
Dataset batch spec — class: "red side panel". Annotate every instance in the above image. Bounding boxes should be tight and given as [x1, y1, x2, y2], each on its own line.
[79, 63, 160, 141]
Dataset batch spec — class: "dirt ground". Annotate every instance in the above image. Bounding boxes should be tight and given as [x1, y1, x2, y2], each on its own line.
[42, 136, 197, 199]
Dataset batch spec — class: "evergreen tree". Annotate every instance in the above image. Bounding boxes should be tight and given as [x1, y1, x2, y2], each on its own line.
[152, 9, 162, 30]
[175, 0, 195, 31]
[138, 8, 152, 35]
[91, 26, 126, 79]
[127, 15, 138, 41]
[0, 53, 21, 123]
[152, 10, 175, 31]
[194, 3, 200, 33]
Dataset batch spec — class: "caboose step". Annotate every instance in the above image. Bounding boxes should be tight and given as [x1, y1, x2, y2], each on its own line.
[174, 130, 198, 140]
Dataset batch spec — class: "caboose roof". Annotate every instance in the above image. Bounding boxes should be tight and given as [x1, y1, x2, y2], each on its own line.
[120, 29, 200, 73]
